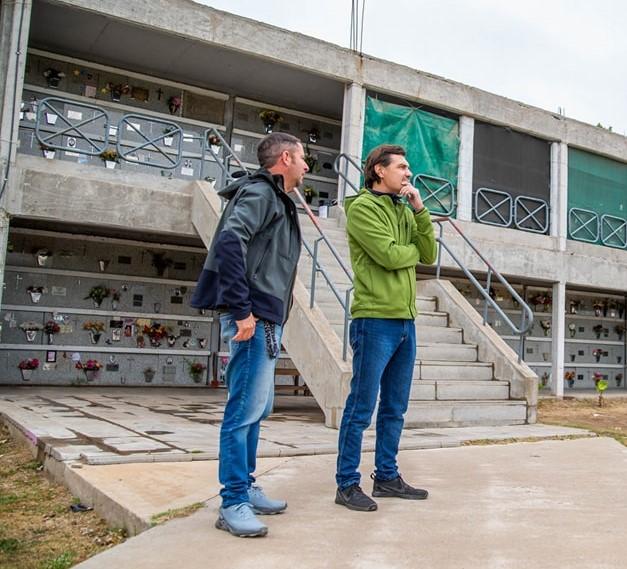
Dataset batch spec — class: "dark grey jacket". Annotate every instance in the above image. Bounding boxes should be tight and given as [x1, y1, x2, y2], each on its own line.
[190, 170, 301, 325]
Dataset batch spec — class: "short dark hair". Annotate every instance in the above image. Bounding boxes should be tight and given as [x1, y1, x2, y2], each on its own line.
[364, 144, 406, 188]
[257, 132, 302, 168]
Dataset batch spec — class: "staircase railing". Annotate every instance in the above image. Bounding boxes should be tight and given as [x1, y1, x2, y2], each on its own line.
[433, 216, 533, 362]
[333, 153, 534, 362]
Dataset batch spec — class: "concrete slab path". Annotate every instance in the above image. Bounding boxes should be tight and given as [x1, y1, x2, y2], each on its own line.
[74, 437, 627, 569]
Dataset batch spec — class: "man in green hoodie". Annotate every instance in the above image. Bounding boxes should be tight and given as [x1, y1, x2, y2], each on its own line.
[335, 144, 437, 512]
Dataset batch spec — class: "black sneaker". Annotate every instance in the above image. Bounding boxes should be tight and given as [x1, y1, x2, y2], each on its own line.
[335, 484, 378, 512]
[371, 474, 429, 500]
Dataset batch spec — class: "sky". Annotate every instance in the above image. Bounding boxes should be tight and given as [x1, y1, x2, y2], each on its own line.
[195, 0, 627, 135]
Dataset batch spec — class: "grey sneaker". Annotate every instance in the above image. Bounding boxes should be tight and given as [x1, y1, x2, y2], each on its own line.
[215, 503, 268, 537]
[335, 484, 378, 512]
[247, 485, 287, 515]
[371, 474, 429, 500]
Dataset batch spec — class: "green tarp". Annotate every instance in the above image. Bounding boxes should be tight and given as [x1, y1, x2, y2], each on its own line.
[568, 148, 627, 246]
[362, 96, 460, 215]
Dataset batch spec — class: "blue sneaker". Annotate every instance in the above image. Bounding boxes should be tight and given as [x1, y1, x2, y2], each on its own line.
[215, 503, 268, 537]
[247, 485, 287, 515]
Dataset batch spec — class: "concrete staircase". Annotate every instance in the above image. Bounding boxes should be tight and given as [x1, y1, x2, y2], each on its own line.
[191, 182, 536, 428]
[297, 214, 532, 428]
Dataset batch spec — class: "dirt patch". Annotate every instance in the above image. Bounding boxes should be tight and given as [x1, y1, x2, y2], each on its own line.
[538, 397, 627, 445]
[0, 424, 126, 569]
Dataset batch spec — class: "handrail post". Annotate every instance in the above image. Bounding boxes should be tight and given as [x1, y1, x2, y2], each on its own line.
[310, 238, 323, 309]
[483, 269, 492, 326]
[342, 287, 353, 361]
[436, 222, 444, 280]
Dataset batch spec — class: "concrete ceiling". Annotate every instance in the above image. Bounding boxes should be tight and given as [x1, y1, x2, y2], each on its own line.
[29, 0, 345, 119]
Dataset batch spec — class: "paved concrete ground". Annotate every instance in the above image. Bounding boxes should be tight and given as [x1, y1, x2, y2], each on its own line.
[0, 386, 595, 537]
[73, 437, 627, 569]
[0, 387, 588, 466]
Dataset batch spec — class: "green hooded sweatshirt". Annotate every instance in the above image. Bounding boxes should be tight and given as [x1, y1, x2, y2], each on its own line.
[344, 189, 437, 319]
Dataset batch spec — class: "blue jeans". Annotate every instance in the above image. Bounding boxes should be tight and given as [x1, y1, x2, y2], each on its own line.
[336, 318, 416, 489]
[219, 314, 282, 508]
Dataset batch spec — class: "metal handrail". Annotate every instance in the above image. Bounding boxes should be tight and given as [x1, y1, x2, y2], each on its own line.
[292, 187, 354, 360]
[333, 153, 362, 198]
[202, 127, 250, 185]
[433, 216, 533, 362]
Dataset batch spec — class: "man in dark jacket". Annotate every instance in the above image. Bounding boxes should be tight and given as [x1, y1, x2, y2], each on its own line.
[191, 132, 307, 537]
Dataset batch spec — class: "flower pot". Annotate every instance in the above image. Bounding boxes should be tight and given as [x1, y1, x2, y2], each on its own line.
[20, 369, 32, 381]
[28, 291, 42, 303]
[305, 195, 313, 204]
[111, 300, 119, 311]
[25, 112, 36, 121]
[567, 379, 575, 388]
[210, 144, 221, 154]
[618, 356, 623, 364]
[105, 160, 116, 169]
[595, 308, 602, 317]
[542, 353, 549, 362]
[43, 149, 56, 160]
[595, 355, 601, 363]
[198, 338, 208, 349]
[570, 355, 576, 362]
[98, 259, 109, 272]
[92, 300, 102, 308]
[83, 369, 98, 382]
[143, 371, 155, 383]
[25, 330, 37, 343]
[191, 374, 203, 384]
[89, 332, 102, 345]
[617, 378, 623, 387]
[47, 333, 54, 345]
[163, 137, 173, 147]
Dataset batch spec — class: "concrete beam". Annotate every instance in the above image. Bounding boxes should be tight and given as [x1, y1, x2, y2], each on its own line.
[54, 0, 627, 163]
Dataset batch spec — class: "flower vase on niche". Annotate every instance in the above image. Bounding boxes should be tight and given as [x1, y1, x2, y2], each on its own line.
[568, 323, 576, 338]
[98, 259, 110, 273]
[43, 320, 60, 345]
[18, 358, 39, 381]
[143, 367, 156, 383]
[27, 286, 44, 304]
[76, 359, 102, 382]
[198, 338, 208, 349]
[85, 285, 110, 308]
[26, 330, 37, 342]
[83, 321, 105, 344]
[36, 249, 52, 267]
[167, 335, 177, 347]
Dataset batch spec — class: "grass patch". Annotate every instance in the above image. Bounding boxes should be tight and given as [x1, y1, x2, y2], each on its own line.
[0, 423, 126, 568]
[462, 434, 594, 447]
[150, 502, 204, 527]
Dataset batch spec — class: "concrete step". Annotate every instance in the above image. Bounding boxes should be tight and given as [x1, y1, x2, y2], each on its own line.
[328, 310, 449, 329]
[415, 361, 493, 381]
[409, 380, 510, 401]
[416, 325, 463, 344]
[417, 343, 477, 362]
[403, 400, 527, 428]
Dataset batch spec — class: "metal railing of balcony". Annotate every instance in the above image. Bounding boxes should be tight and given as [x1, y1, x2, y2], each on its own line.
[474, 187, 513, 227]
[117, 114, 183, 169]
[35, 97, 110, 156]
[568, 207, 599, 243]
[412, 173, 456, 217]
[513, 195, 549, 234]
[600, 214, 627, 249]
[433, 217, 533, 362]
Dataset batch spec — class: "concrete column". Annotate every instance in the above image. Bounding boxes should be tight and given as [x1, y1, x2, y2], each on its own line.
[456, 116, 474, 221]
[551, 280, 566, 397]
[0, 0, 32, 165]
[550, 142, 568, 251]
[338, 82, 365, 202]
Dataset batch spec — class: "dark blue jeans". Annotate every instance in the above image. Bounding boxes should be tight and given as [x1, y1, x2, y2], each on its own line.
[219, 314, 282, 508]
[336, 318, 416, 489]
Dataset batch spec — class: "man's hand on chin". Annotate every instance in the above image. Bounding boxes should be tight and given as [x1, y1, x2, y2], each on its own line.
[399, 182, 424, 211]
